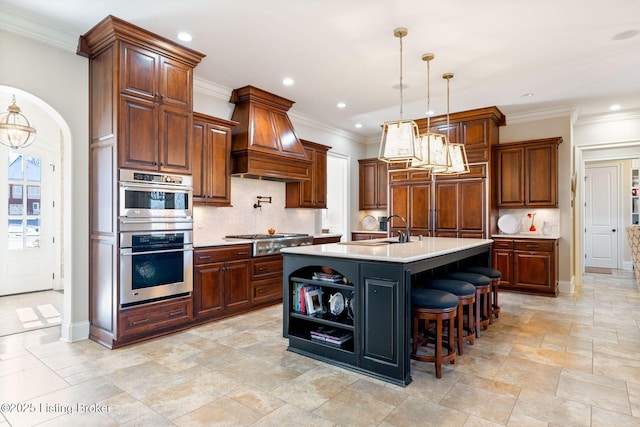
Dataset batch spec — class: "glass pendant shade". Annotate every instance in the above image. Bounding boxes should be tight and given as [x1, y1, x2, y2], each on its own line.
[379, 120, 422, 163]
[0, 96, 36, 150]
[435, 143, 470, 175]
[411, 131, 450, 170]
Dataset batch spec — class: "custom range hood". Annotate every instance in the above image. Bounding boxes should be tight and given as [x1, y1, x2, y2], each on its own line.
[229, 85, 311, 181]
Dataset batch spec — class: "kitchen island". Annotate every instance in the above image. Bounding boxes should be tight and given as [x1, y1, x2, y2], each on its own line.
[280, 237, 493, 386]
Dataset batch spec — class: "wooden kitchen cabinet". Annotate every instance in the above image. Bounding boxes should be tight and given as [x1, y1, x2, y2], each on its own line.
[193, 245, 252, 322]
[389, 183, 432, 237]
[492, 237, 559, 296]
[250, 254, 284, 304]
[351, 232, 387, 241]
[359, 158, 388, 210]
[80, 16, 205, 348]
[434, 179, 486, 238]
[192, 113, 238, 206]
[286, 140, 330, 208]
[494, 137, 562, 208]
[313, 235, 342, 244]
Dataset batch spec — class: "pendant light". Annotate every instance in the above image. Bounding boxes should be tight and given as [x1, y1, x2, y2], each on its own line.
[378, 27, 422, 164]
[411, 53, 450, 171]
[0, 95, 37, 150]
[434, 73, 469, 175]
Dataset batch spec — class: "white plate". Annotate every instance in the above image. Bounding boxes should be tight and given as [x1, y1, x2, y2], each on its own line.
[362, 215, 377, 231]
[498, 214, 520, 234]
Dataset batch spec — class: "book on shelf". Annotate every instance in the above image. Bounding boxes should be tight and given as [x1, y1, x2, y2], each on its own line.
[312, 272, 344, 282]
[292, 283, 323, 315]
[309, 326, 353, 345]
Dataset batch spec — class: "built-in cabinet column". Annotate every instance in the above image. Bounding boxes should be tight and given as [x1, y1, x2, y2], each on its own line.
[286, 140, 330, 208]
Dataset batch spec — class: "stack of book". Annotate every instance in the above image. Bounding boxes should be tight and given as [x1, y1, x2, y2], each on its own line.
[311, 272, 344, 282]
[309, 326, 353, 347]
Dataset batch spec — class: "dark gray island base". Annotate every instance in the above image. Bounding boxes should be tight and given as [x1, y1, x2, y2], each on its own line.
[281, 238, 493, 386]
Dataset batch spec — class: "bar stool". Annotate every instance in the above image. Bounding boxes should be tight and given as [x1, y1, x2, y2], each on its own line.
[444, 272, 491, 338]
[464, 266, 501, 321]
[411, 289, 458, 378]
[425, 279, 475, 355]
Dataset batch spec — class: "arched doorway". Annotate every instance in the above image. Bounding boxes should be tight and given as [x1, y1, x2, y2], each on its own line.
[0, 87, 66, 335]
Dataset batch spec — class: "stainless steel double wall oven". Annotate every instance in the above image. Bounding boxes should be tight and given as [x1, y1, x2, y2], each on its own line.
[118, 170, 194, 306]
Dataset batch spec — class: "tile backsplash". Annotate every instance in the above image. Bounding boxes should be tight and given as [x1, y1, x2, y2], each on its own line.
[497, 208, 560, 236]
[193, 177, 316, 244]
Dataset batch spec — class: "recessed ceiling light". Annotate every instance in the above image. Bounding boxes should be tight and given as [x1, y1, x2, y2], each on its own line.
[612, 30, 639, 41]
[177, 32, 192, 42]
[610, 104, 621, 111]
[521, 93, 534, 98]
[282, 77, 294, 86]
[337, 102, 346, 109]
[355, 123, 363, 128]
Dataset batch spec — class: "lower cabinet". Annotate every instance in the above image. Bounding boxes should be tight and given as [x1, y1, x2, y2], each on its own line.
[283, 255, 410, 386]
[193, 244, 251, 321]
[313, 235, 342, 244]
[250, 254, 284, 303]
[118, 296, 192, 342]
[492, 238, 559, 296]
[351, 232, 386, 241]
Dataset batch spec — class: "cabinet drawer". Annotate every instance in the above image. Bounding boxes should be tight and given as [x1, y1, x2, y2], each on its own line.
[252, 278, 283, 303]
[119, 297, 192, 338]
[194, 244, 252, 264]
[493, 239, 513, 249]
[435, 163, 487, 180]
[513, 240, 554, 252]
[251, 256, 283, 279]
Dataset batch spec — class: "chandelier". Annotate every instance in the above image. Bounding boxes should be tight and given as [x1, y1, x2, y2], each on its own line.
[433, 73, 469, 175]
[411, 53, 450, 171]
[0, 95, 37, 150]
[378, 28, 422, 164]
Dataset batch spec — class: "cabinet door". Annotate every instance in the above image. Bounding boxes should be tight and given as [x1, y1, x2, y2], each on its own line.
[435, 182, 458, 233]
[313, 147, 327, 208]
[492, 250, 513, 287]
[119, 95, 158, 170]
[159, 57, 192, 109]
[389, 185, 408, 231]
[159, 104, 191, 173]
[458, 180, 485, 235]
[224, 259, 251, 309]
[298, 145, 316, 207]
[496, 147, 524, 207]
[461, 119, 489, 163]
[359, 161, 378, 210]
[193, 263, 225, 318]
[362, 277, 398, 365]
[377, 161, 388, 208]
[120, 42, 158, 101]
[409, 184, 431, 235]
[525, 144, 557, 207]
[206, 124, 232, 205]
[513, 251, 554, 292]
[191, 119, 206, 201]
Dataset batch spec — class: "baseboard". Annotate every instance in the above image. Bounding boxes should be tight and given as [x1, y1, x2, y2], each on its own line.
[558, 277, 575, 294]
[60, 320, 90, 342]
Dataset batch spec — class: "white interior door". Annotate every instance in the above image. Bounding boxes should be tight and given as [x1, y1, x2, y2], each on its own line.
[1, 146, 57, 295]
[584, 164, 619, 269]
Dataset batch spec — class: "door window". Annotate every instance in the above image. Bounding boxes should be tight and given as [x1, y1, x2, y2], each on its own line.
[7, 152, 41, 250]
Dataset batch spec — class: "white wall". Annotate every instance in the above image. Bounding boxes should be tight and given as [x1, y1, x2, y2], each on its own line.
[0, 29, 90, 340]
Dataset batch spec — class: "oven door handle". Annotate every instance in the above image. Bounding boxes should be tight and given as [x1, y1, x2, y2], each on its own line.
[119, 182, 194, 192]
[120, 247, 193, 256]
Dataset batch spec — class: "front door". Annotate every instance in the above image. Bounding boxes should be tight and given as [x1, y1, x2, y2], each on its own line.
[1, 147, 57, 295]
[584, 164, 619, 269]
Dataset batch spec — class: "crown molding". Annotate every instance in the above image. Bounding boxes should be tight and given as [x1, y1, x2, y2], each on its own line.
[193, 77, 232, 101]
[0, 8, 77, 53]
[505, 105, 577, 124]
[574, 108, 640, 126]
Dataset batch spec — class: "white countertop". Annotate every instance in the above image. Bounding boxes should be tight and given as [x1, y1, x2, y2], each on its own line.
[491, 233, 560, 240]
[280, 237, 493, 263]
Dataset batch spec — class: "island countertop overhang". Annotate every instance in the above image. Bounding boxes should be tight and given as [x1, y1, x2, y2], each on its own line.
[281, 237, 494, 263]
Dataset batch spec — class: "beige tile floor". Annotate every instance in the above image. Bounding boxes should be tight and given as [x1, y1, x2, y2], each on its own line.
[1, 270, 639, 426]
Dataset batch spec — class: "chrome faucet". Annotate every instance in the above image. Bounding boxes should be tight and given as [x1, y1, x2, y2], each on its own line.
[386, 214, 410, 243]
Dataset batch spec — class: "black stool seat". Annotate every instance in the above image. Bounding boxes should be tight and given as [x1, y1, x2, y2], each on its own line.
[444, 271, 491, 286]
[464, 266, 501, 279]
[426, 279, 476, 296]
[412, 289, 458, 309]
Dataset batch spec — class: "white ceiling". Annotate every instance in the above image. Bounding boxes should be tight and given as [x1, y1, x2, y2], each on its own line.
[3, 0, 640, 138]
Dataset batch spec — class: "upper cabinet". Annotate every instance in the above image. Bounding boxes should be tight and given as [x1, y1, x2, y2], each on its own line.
[358, 158, 388, 210]
[78, 16, 205, 174]
[286, 140, 330, 208]
[192, 113, 238, 206]
[494, 137, 562, 208]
